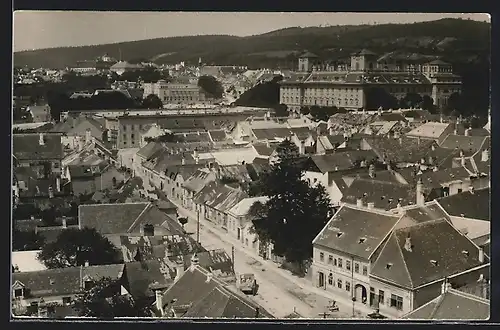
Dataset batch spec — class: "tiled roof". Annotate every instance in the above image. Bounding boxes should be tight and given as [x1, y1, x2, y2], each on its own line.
[439, 135, 487, 157]
[370, 219, 486, 289]
[12, 264, 124, 299]
[252, 143, 277, 157]
[290, 127, 313, 140]
[79, 203, 149, 235]
[36, 225, 80, 244]
[406, 122, 452, 139]
[15, 167, 61, 198]
[193, 182, 247, 213]
[308, 150, 378, 173]
[227, 196, 269, 218]
[363, 136, 435, 164]
[419, 167, 471, 189]
[403, 289, 489, 320]
[251, 127, 293, 140]
[183, 169, 215, 193]
[317, 135, 345, 151]
[341, 179, 416, 210]
[186, 249, 235, 279]
[347, 169, 405, 185]
[13, 133, 63, 160]
[123, 260, 172, 299]
[218, 164, 253, 183]
[137, 142, 165, 160]
[437, 188, 490, 221]
[162, 265, 270, 318]
[402, 202, 450, 225]
[314, 205, 400, 259]
[208, 130, 228, 142]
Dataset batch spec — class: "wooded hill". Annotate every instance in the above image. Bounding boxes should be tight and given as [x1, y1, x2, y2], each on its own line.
[14, 18, 489, 70]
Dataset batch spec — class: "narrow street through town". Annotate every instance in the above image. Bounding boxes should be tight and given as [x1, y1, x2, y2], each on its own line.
[175, 203, 370, 319]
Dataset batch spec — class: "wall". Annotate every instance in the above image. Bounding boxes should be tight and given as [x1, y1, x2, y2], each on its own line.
[369, 277, 413, 318]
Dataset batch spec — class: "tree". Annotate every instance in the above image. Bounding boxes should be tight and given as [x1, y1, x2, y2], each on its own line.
[445, 92, 463, 114]
[273, 103, 289, 117]
[421, 95, 436, 113]
[73, 277, 151, 318]
[248, 140, 334, 274]
[400, 92, 423, 109]
[365, 87, 399, 110]
[37, 227, 121, 268]
[12, 229, 45, 251]
[197, 75, 224, 98]
[142, 94, 163, 109]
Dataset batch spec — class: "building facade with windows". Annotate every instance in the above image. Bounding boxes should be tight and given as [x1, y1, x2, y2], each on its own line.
[143, 80, 207, 105]
[279, 50, 462, 111]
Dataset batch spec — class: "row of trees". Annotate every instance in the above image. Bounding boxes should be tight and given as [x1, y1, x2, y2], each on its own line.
[247, 140, 334, 275]
[197, 75, 224, 99]
[234, 75, 283, 108]
[300, 105, 349, 121]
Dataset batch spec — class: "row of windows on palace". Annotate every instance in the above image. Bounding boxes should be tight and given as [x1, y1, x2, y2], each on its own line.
[318, 251, 404, 311]
[281, 86, 435, 96]
[282, 96, 362, 107]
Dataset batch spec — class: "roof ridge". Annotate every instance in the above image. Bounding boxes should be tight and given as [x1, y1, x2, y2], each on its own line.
[428, 293, 446, 318]
[449, 288, 490, 304]
[126, 202, 153, 233]
[394, 233, 414, 288]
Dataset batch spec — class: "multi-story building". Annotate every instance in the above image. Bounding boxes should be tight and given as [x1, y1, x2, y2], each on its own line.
[279, 50, 462, 111]
[143, 80, 207, 105]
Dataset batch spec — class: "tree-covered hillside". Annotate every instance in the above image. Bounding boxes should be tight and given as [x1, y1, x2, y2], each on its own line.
[14, 18, 489, 70]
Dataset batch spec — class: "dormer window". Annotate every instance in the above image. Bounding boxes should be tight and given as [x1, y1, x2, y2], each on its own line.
[336, 232, 344, 238]
[358, 237, 366, 244]
[462, 250, 469, 256]
[84, 280, 93, 290]
[14, 288, 24, 298]
[386, 263, 393, 270]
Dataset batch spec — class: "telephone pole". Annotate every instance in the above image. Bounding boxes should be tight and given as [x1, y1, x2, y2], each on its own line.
[196, 207, 200, 244]
[231, 246, 235, 270]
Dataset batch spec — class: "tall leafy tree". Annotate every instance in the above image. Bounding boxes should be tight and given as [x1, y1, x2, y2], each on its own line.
[197, 75, 224, 98]
[142, 94, 163, 109]
[248, 140, 334, 274]
[12, 229, 45, 251]
[37, 228, 121, 268]
[73, 277, 151, 318]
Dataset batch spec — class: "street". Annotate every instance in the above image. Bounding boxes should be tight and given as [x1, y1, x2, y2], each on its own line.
[177, 205, 367, 319]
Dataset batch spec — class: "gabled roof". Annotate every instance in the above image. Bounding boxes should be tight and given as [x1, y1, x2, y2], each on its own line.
[252, 142, 278, 157]
[370, 219, 486, 289]
[437, 188, 490, 221]
[227, 196, 269, 218]
[406, 122, 452, 139]
[403, 288, 489, 320]
[316, 135, 345, 151]
[183, 169, 215, 193]
[313, 205, 401, 260]
[193, 182, 247, 213]
[363, 136, 435, 164]
[419, 167, 472, 189]
[12, 264, 125, 299]
[13, 133, 63, 160]
[161, 265, 272, 318]
[123, 260, 172, 299]
[439, 135, 487, 157]
[251, 127, 293, 140]
[208, 130, 228, 142]
[341, 179, 416, 210]
[308, 150, 378, 173]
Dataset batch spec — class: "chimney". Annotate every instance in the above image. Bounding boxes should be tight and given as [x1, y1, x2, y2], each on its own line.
[191, 253, 199, 266]
[62, 216, 67, 228]
[377, 107, 382, 116]
[139, 224, 145, 235]
[84, 261, 90, 267]
[404, 234, 412, 252]
[441, 278, 451, 294]
[431, 144, 436, 151]
[56, 177, 61, 192]
[39, 133, 45, 146]
[386, 163, 392, 171]
[465, 127, 471, 136]
[255, 307, 260, 318]
[417, 137, 421, 145]
[367, 202, 375, 209]
[299, 141, 305, 155]
[416, 177, 425, 206]
[433, 166, 438, 172]
[368, 164, 375, 178]
[205, 271, 213, 283]
[461, 154, 466, 167]
[356, 198, 363, 207]
[329, 127, 334, 135]
[478, 247, 484, 263]
[48, 186, 54, 199]
[481, 149, 489, 162]
[174, 262, 184, 282]
[468, 186, 474, 194]
[181, 158, 186, 165]
[399, 137, 403, 145]
[85, 128, 92, 144]
[78, 138, 85, 151]
[155, 287, 164, 314]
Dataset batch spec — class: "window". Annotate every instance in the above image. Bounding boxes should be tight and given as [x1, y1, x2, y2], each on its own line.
[131, 134, 135, 139]
[337, 279, 342, 289]
[390, 294, 403, 310]
[319, 252, 325, 262]
[338, 258, 343, 268]
[62, 297, 72, 305]
[379, 290, 385, 305]
[328, 273, 333, 285]
[84, 280, 93, 290]
[362, 265, 368, 276]
[457, 188, 462, 193]
[354, 263, 360, 273]
[346, 260, 351, 271]
[328, 255, 333, 264]
[346, 281, 351, 292]
[14, 288, 23, 298]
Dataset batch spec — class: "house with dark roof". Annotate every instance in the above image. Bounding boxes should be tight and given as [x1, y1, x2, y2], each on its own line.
[369, 217, 488, 318]
[193, 181, 248, 231]
[315, 135, 345, 155]
[11, 264, 126, 316]
[13, 133, 63, 180]
[154, 264, 272, 318]
[28, 105, 51, 123]
[78, 202, 183, 247]
[406, 122, 454, 145]
[402, 286, 489, 320]
[435, 188, 490, 256]
[181, 168, 217, 211]
[312, 205, 402, 311]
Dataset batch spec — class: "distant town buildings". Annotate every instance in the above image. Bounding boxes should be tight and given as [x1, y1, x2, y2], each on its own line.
[143, 80, 207, 105]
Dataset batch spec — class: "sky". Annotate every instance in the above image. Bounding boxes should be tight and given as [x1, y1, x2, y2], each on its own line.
[13, 12, 490, 52]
